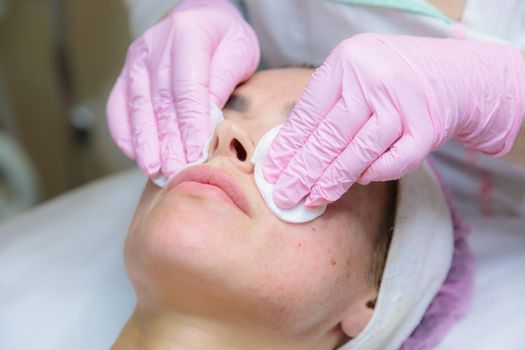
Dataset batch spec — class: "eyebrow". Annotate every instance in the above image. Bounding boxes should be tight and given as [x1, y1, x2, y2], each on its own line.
[282, 102, 296, 119]
[223, 93, 250, 113]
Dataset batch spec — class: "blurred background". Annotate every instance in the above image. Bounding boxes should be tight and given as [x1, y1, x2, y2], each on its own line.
[0, 0, 136, 222]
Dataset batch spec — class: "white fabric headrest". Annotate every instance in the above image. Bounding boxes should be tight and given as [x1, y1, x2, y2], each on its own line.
[341, 162, 454, 350]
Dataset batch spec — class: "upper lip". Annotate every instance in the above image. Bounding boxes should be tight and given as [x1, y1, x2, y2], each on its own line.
[167, 165, 251, 216]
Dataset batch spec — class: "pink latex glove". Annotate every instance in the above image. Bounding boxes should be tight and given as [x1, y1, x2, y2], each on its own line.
[107, 0, 259, 177]
[263, 33, 525, 208]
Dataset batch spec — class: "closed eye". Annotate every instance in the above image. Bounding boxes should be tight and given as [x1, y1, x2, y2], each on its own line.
[224, 93, 250, 113]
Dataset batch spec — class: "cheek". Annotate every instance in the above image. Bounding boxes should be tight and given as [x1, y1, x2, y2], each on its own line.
[124, 195, 252, 290]
[245, 221, 361, 330]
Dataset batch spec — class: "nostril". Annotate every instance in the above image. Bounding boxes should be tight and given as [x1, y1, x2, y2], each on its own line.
[230, 138, 247, 161]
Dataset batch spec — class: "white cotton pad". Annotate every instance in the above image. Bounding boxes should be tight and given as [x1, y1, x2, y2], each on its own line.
[151, 103, 225, 188]
[251, 125, 327, 224]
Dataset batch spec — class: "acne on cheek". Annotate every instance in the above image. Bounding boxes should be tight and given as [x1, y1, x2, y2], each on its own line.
[281, 221, 348, 276]
[325, 255, 357, 293]
[292, 240, 335, 271]
[314, 227, 357, 285]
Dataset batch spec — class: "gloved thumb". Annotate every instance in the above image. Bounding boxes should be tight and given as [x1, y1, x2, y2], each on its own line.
[208, 31, 260, 107]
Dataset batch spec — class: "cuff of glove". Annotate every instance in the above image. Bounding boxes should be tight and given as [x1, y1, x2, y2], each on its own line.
[457, 44, 525, 157]
[484, 46, 525, 157]
[173, 0, 243, 20]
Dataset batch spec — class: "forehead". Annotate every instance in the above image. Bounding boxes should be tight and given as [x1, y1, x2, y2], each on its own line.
[234, 68, 313, 109]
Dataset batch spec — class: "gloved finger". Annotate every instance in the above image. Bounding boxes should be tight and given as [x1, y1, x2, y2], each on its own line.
[159, 110, 186, 177]
[357, 80, 434, 184]
[208, 28, 260, 107]
[358, 135, 431, 184]
[171, 25, 213, 163]
[151, 43, 186, 177]
[107, 70, 134, 159]
[262, 53, 343, 183]
[270, 96, 371, 209]
[305, 111, 402, 207]
[128, 44, 161, 176]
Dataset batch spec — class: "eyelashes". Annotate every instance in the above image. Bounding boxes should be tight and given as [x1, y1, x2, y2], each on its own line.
[224, 93, 250, 113]
[282, 102, 296, 119]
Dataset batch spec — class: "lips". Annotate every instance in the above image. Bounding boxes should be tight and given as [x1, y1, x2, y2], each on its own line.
[167, 165, 251, 216]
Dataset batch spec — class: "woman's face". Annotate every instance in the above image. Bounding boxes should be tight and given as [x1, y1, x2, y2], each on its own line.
[125, 68, 391, 341]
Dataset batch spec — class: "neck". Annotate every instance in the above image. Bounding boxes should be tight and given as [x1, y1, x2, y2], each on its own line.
[112, 308, 333, 350]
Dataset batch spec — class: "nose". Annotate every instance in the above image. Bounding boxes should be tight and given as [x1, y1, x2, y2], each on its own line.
[208, 120, 255, 173]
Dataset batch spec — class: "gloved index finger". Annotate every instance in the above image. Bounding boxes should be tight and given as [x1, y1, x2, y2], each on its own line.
[150, 37, 186, 176]
[262, 52, 344, 183]
[171, 23, 215, 163]
[128, 43, 161, 176]
[271, 92, 371, 209]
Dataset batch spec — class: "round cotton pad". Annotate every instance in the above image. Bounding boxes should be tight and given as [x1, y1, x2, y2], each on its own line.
[152, 103, 225, 188]
[251, 125, 327, 223]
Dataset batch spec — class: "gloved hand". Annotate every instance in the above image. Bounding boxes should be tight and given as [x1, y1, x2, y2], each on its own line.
[107, 0, 259, 177]
[262, 33, 525, 208]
